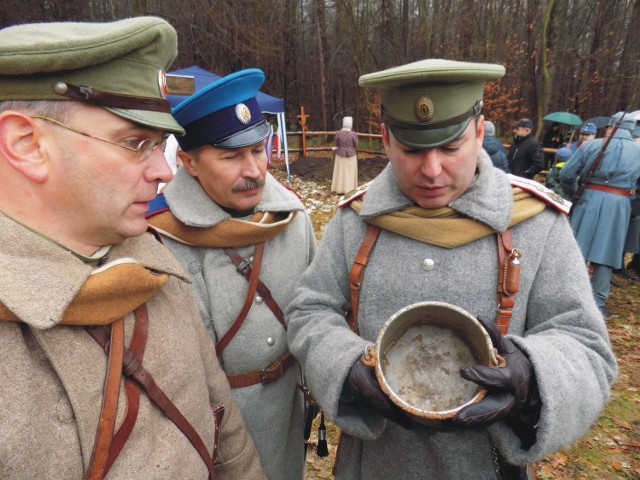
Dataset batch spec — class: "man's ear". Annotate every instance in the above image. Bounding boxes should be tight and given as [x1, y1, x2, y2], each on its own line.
[177, 149, 199, 178]
[0, 111, 49, 183]
[380, 123, 391, 155]
[476, 114, 485, 144]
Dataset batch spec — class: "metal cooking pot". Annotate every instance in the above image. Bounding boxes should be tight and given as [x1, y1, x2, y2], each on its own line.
[363, 301, 503, 426]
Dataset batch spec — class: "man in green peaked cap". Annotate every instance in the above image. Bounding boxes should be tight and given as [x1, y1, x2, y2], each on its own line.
[0, 17, 265, 479]
[287, 59, 616, 479]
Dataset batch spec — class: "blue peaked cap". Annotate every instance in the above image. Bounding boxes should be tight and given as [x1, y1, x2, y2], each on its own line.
[172, 68, 270, 150]
[579, 122, 597, 135]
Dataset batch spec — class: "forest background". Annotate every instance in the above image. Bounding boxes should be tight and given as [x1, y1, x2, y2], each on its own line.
[1, 0, 639, 142]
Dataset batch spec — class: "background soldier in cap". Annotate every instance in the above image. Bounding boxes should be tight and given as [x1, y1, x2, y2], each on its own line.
[286, 59, 616, 479]
[507, 117, 545, 179]
[560, 112, 640, 317]
[568, 122, 598, 153]
[0, 18, 264, 479]
[146, 69, 316, 480]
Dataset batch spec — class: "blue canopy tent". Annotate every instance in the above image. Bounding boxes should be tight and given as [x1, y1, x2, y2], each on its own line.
[167, 66, 290, 176]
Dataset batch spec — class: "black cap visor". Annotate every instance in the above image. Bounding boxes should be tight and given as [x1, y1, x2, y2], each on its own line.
[213, 119, 270, 148]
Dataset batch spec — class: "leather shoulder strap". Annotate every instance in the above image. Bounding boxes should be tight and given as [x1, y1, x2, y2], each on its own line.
[216, 243, 265, 357]
[224, 244, 286, 329]
[85, 317, 124, 480]
[495, 228, 522, 335]
[105, 305, 149, 474]
[346, 224, 382, 334]
[88, 312, 218, 480]
[345, 224, 522, 337]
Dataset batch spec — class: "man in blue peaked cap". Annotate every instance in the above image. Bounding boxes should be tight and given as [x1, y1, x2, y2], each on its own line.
[147, 69, 317, 480]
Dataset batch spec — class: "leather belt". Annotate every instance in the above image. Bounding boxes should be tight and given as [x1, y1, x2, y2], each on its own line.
[226, 350, 295, 389]
[586, 183, 635, 196]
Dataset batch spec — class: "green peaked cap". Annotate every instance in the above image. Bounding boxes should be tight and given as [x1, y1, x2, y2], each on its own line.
[359, 59, 505, 148]
[0, 16, 184, 134]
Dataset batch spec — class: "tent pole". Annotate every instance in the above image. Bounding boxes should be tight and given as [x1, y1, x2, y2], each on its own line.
[279, 112, 290, 181]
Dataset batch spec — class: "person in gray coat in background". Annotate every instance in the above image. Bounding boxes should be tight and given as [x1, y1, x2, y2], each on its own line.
[146, 69, 316, 480]
[286, 59, 616, 479]
[483, 120, 509, 172]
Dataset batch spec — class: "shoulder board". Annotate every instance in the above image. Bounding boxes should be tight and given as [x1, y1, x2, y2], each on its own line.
[338, 181, 372, 208]
[145, 193, 170, 219]
[508, 174, 572, 215]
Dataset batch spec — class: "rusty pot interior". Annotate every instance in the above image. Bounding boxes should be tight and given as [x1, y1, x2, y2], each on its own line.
[375, 301, 495, 424]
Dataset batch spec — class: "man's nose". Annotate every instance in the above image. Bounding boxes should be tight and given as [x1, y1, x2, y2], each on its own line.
[145, 146, 174, 183]
[419, 149, 442, 179]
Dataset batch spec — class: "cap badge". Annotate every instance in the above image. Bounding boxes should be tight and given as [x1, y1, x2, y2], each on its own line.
[235, 103, 252, 124]
[414, 95, 435, 123]
[158, 70, 168, 98]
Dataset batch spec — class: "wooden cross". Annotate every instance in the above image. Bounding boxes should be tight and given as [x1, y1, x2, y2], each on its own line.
[297, 106, 309, 156]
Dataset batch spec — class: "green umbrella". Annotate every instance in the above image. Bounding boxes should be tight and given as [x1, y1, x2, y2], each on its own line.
[543, 111, 583, 126]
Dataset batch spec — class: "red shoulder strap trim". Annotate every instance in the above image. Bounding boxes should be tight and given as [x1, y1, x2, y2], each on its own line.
[508, 174, 572, 215]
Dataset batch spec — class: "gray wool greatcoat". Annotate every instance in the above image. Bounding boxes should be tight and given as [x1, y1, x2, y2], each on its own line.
[0, 213, 265, 480]
[160, 168, 317, 480]
[286, 153, 617, 479]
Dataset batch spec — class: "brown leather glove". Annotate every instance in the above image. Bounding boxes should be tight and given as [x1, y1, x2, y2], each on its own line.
[344, 358, 411, 429]
[452, 316, 538, 429]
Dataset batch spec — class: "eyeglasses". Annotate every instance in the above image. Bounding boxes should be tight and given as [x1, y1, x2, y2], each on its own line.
[31, 115, 168, 162]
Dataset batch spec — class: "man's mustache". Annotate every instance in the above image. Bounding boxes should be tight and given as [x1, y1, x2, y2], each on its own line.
[232, 178, 265, 192]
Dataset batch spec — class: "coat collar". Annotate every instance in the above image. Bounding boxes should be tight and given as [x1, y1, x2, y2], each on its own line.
[164, 168, 305, 228]
[0, 213, 190, 329]
[359, 151, 513, 232]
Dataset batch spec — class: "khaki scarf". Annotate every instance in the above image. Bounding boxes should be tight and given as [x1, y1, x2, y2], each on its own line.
[351, 187, 546, 248]
[147, 210, 297, 248]
[0, 260, 168, 326]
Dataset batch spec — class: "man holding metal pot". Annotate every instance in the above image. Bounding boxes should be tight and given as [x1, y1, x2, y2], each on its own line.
[286, 59, 616, 479]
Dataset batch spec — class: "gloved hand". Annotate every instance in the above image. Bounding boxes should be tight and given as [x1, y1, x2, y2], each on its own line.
[344, 357, 411, 430]
[453, 316, 537, 428]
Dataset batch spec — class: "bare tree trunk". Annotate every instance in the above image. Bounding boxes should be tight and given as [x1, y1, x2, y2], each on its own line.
[314, 0, 328, 133]
[537, 0, 555, 135]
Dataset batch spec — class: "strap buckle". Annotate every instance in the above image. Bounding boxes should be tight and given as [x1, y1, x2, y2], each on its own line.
[260, 356, 285, 384]
[236, 259, 251, 275]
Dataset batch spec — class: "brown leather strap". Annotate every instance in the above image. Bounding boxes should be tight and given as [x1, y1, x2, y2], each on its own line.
[54, 82, 171, 112]
[88, 316, 218, 480]
[585, 183, 634, 196]
[346, 224, 382, 334]
[105, 305, 149, 474]
[224, 245, 286, 329]
[225, 350, 296, 388]
[210, 404, 225, 464]
[496, 229, 522, 335]
[216, 243, 265, 357]
[85, 317, 124, 480]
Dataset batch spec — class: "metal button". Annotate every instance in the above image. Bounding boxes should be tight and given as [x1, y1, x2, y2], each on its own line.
[249, 255, 254, 263]
[255, 295, 263, 304]
[422, 258, 435, 271]
[267, 337, 275, 346]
